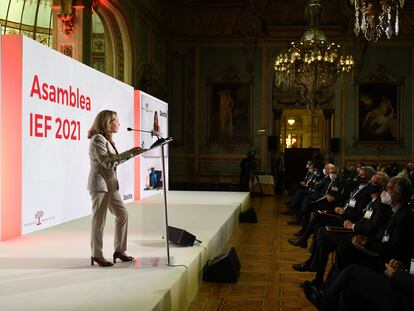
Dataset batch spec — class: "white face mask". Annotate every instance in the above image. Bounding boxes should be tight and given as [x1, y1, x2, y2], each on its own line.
[329, 173, 337, 181]
[380, 191, 392, 205]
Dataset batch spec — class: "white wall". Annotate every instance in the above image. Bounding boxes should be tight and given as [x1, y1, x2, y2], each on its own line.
[20, 37, 135, 234]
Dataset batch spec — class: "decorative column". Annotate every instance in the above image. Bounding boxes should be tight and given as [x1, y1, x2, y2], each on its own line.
[270, 109, 283, 176]
[52, 0, 94, 63]
[273, 109, 283, 153]
[323, 109, 334, 163]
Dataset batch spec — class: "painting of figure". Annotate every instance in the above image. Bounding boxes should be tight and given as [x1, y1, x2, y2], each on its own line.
[358, 82, 399, 143]
[218, 89, 234, 138]
[208, 81, 252, 145]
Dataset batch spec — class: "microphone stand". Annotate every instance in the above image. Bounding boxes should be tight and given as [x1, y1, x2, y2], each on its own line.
[127, 127, 173, 266]
[160, 139, 171, 266]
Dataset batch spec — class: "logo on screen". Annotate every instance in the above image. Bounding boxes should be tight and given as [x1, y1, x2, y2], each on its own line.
[123, 194, 133, 200]
[35, 210, 44, 225]
[142, 102, 153, 113]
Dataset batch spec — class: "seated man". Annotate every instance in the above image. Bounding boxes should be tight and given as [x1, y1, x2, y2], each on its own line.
[286, 160, 315, 199]
[285, 163, 324, 219]
[334, 177, 414, 275]
[288, 166, 375, 248]
[318, 259, 414, 311]
[292, 173, 390, 293]
[294, 165, 344, 235]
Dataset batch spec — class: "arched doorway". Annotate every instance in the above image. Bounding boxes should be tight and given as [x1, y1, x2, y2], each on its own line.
[93, 1, 132, 84]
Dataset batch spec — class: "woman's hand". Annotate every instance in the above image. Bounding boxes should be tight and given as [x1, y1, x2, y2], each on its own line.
[130, 146, 144, 156]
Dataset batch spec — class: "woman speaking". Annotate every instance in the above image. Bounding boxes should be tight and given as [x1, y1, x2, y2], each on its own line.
[87, 110, 143, 267]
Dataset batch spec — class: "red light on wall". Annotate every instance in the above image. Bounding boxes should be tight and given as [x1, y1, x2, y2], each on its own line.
[1, 36, 23, 241]
[57, 14, 75, 37]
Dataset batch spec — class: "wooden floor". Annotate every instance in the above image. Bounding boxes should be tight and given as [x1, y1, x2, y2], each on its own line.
[188, 194, 317, 311]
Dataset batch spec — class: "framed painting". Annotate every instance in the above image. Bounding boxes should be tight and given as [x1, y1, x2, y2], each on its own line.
[354, 66, 404, 150]
[207, 66, 253, 148]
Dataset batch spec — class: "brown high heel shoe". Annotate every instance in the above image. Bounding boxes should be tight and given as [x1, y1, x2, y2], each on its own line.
[113, 252, 134, 263]
[91, 256, 114, 267]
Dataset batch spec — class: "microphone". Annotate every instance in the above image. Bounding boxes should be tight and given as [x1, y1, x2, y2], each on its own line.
[127, 127, 155, 135]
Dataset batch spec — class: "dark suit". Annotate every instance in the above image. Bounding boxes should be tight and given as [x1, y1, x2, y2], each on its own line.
[320, 264, 414, 311]
[365, 205, 414, 268]
[300, 183, 371, 242]
[352, 198, 391, 237]
[309, 197, 389, 285]
[334, 204, 414, 275]
[341, 185, 372, 222]
[298, 177, 344, 228]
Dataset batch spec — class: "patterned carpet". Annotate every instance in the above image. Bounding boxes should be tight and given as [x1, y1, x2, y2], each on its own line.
[188, 195, 317, 311]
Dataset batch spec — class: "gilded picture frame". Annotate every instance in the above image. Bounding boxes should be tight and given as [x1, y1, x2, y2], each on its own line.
[354, 66, 404, 150]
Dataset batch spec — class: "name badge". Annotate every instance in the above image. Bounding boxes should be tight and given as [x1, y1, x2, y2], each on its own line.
[331, 187, 338, 192]
[348, 199, 356, 208]
[364, 210, 373, 219]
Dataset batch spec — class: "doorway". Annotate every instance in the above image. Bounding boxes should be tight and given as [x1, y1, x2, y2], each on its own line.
[280, 109, 324, 151]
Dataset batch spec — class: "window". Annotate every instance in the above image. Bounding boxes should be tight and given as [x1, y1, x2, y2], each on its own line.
[0, 0, 53, 47]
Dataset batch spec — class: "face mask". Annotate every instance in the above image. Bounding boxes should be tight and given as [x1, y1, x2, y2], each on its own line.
[357, 176, 368, 184]
[365, 183, 382, 195]
[329, 173, 337, 181]
[380, 191, 392, 205]
[323, 169, 327, 176]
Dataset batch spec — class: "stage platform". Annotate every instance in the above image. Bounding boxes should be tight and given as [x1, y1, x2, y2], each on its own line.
[0, 191, 250, 311]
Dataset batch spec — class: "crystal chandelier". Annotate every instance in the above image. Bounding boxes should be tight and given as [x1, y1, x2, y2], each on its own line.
[274, 0, 354, 110]
[351, 0, 404, 42]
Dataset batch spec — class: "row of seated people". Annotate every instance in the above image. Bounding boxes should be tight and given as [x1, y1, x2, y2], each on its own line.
[340, 161, 414, 186]
[283, 161, 414, 311]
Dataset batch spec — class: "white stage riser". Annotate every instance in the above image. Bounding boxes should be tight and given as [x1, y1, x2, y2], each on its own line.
[0, 191, 246, 311]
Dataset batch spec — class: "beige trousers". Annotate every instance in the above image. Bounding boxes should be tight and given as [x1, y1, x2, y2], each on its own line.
[90, 191, 128, 258]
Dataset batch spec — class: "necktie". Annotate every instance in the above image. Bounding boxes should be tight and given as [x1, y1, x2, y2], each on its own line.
[325, 180, 333, 194]
[362, 201, 372, 213]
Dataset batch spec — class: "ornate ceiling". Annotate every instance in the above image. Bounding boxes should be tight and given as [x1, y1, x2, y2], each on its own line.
[134, 0, 414, 40]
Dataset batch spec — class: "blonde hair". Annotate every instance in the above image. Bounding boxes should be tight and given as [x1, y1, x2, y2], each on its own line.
[87, 110, 117, 139]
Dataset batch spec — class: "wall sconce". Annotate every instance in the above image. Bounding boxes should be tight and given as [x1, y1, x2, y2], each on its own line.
[57, 14, 75, 37]
[287, 118, 295, 126]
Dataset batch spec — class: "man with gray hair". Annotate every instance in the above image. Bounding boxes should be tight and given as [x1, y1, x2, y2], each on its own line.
[299, 172, 393, 305]
[288, 166, 376, 249]
[335, 176, 414, 274]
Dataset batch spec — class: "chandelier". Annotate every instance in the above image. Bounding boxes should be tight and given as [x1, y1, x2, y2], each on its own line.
[274, 0, 354, 110]
[351, 0, 404, 42]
